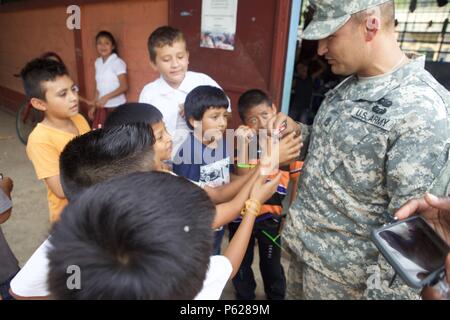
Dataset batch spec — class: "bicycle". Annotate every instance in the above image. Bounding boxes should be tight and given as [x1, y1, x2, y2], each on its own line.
[14, 73, 43, 145]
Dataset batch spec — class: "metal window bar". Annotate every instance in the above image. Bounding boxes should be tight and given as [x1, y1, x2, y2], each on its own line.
[396, 0, 449, 62]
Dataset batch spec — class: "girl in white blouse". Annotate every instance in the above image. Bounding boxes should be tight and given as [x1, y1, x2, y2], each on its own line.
[89, 30, 128, 129]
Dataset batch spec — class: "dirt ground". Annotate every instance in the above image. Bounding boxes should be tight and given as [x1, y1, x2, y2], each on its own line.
[0, 107, 290, 300]
[0, 108, 50, 267]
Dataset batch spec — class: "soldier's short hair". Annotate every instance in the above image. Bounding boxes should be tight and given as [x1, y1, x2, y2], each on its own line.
[352, 0, 395, 30]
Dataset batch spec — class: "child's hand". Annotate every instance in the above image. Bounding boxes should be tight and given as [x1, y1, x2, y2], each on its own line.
[259, 133, 280, 176]
[0, 175, 14, 196]
[279, 132, 303, 165]
[249, 170, 281, 207]
[179, 103, 185, 118]
[88, 106, 96, 120]
[83, 99, 96, 107]
[236, 125, 256, 167]
[96, 96, 109, 108]
[235, 125, 255, 144]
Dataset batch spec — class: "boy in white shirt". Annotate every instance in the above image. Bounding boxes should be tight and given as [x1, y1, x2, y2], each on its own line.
[139, 26, 229, 156]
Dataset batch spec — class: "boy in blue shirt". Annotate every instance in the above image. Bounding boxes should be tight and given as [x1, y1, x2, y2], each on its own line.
[173, 85, 234, 254]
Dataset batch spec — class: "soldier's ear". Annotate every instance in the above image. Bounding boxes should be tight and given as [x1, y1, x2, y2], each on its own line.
[365, 16, 380, 41]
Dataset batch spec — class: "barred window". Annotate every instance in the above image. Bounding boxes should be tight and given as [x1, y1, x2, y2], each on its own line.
[299, 0, 449, 62]
[396, 0, 449, 62]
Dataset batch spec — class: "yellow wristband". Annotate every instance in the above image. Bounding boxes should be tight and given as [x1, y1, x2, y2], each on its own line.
[240, 199, 262, 217]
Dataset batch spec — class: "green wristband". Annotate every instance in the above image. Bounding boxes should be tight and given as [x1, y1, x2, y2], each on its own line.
[237, 164, 256, 169]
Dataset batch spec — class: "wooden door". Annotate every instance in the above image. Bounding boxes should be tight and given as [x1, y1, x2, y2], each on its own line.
[169, 0, 291, 128]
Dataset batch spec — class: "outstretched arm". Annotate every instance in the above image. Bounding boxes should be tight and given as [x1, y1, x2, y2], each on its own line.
[224, 172, 281, 279]
[211, 167, 260, 228]
[204, 168, 254, 204]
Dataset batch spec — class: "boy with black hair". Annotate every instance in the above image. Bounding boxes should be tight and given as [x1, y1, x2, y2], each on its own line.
[173, 86, 302, 254]
[173, 85, 233, 254]
[59, 123, 156, 201]
[139, 26, 229, 156]
[50, 172, 214, 299]
[230, 89, 303, 300]
[104, 102, 163, 128]
[105, 102, 173, 172]
[48, 171, 279, 299]
[21, 58, 90, 222]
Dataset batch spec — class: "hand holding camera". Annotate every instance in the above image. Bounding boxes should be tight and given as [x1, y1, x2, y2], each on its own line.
[371, 193, 450, 300]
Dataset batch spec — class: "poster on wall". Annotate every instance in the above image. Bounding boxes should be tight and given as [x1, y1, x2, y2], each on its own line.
[200, 0, 238, 51]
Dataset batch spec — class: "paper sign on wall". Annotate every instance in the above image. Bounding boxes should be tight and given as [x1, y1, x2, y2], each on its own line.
[201, 0, 238, 51]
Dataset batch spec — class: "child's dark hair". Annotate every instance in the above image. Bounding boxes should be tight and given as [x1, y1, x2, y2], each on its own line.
[104, 102, 163, 128]
[20, 58, 68, 100]
[60, 123, 155, 201]
[96, 30, 118, 55]
[184, 85, 229, 130]
[48, 171, 214, 300]
[238, 89, 273, 123]
[40, 52, 64, 64]
[147, 26, 186, 63]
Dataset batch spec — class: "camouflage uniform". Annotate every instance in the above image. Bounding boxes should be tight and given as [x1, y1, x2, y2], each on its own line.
[283, 0, 450, 300]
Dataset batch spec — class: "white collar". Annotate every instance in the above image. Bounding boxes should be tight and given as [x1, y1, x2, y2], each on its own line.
[100, 53, 117, 65]
[157, 72, 191, 95]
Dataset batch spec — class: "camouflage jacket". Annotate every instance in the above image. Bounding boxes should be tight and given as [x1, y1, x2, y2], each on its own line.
[283, 54, 450, 299]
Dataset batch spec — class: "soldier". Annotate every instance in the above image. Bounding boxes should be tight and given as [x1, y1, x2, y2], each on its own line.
[269, 0, 450, 299]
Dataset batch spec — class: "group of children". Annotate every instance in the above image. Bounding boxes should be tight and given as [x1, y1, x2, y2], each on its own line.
[6, 25, 302, 300]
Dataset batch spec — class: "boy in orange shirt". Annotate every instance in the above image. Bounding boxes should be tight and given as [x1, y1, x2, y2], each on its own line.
[20, 58, 90, 222]
[230, 89, 303, 300]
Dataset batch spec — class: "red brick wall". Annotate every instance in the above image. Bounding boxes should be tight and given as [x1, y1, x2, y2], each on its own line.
[0, 6, 77, 111]
[80, 0, 168, 102]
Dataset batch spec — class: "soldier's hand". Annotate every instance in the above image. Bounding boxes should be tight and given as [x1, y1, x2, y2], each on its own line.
[395, 193, 450, 244]
[267, 112, 301, 139]
[421, 253, 450, 300]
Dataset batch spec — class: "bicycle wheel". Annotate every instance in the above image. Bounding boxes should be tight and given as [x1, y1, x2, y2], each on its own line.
[16, 101, 42, 145]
